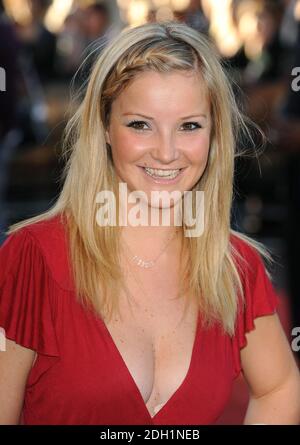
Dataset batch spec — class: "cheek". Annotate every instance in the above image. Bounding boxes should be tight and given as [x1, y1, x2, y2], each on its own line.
[185, 134, 210, 165]
[111, 129, 148, 163]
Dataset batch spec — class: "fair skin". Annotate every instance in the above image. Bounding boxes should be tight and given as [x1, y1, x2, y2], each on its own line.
[105, 70, 211, 250]
[242, 314, 300, 424]
[1, 70, 300, 424]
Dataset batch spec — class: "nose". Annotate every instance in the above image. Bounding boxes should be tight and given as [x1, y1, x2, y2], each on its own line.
[151, 132, 180, 165]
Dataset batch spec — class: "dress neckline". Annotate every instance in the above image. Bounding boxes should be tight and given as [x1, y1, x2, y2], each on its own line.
[97, 309, 201, 422]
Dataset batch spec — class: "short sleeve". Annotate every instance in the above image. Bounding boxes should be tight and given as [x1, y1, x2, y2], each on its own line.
[231, 238, 280, 377]
[0, 228, 60, 358]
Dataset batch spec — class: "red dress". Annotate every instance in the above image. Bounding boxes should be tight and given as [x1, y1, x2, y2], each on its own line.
[0, 214, 279, 425]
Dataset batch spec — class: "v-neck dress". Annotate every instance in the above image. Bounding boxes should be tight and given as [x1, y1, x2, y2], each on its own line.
[0, 214, 279, 425]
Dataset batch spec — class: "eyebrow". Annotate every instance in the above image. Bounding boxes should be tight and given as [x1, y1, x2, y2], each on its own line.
[122, 112, 208, 120]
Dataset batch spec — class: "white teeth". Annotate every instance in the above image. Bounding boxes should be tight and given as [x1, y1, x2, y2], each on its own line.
[144, 167, 181, 179]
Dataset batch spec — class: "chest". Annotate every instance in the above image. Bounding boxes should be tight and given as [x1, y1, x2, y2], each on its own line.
[102, 283, 200, 418]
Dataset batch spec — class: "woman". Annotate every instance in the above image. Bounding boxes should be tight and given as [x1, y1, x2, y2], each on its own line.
[0, 20, 299, 425]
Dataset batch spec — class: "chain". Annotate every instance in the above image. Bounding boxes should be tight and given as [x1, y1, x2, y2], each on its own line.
[121, 228, 180, 269]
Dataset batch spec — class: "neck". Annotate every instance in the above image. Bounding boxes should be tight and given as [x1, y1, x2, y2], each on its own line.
[119, 199, 183, 256]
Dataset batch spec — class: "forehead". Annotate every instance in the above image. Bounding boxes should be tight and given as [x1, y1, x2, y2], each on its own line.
[111, 70, 210, 116]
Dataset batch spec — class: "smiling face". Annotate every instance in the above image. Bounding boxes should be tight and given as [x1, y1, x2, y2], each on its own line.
[105, 69, 211, 209]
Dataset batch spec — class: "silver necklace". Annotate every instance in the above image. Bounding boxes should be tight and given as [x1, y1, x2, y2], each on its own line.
[122, 229, 180, 269]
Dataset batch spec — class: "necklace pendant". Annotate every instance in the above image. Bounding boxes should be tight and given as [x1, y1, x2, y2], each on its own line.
[143, 260, 155, 268]
[132, 255, 155, 269]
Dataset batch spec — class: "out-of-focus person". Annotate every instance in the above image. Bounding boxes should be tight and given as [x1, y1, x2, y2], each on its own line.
[228, 0, 289, 131]
[56, 7, 87, 79]
[16, 0, 57, 82]
[184, 0, 209, 34]
[254, 0, 285, 83]
[75, 2, 112, 85]
[83, 2, 110, 47]
[231, 0, 285, 87]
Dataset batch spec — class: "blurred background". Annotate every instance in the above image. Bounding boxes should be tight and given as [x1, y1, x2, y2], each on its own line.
[0, 0, 300, 424]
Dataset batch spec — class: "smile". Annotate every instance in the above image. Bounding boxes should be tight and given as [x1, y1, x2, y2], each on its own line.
[143, 167, 182, 179]
[137, 165, 186, 185]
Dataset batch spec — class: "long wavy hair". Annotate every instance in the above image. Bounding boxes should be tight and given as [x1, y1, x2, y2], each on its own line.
[6, 20, 274, 335]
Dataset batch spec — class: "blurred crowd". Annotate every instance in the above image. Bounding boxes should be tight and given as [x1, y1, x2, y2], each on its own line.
[1, 0, 299, 149]
[0, 0, 300, 356]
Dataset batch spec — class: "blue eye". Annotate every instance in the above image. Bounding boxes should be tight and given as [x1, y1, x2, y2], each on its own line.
[182, 122, 202, 131]
[126, 120, 149, 131]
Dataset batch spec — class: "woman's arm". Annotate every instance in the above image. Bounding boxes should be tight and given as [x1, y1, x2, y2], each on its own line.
[241, 313, 300, 424]
[0, 338, 35, 424]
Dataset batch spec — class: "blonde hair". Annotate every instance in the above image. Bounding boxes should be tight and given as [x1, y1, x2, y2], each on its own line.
[6, 20, 275, 335]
